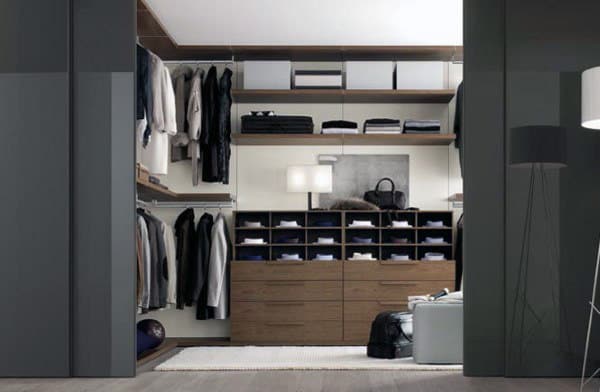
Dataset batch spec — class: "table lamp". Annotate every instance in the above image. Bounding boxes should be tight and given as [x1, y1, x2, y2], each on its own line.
[287, 165, 333, 210]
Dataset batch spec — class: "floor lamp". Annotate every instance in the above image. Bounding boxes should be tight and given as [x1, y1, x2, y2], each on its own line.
[580, 65, 600, 392]
[508, 125, 567, 367]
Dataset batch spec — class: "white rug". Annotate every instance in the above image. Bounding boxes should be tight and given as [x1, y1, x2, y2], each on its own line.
[155, 346, 462, 371]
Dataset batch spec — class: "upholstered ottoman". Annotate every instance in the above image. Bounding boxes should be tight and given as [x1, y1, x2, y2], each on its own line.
[412, 302, 463, 364]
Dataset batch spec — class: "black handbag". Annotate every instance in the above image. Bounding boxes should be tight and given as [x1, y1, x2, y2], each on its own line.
[364, 178, 406, 210]
[367, 311, 413, 359]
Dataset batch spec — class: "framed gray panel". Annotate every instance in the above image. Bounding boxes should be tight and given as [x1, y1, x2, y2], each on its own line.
[318, 154, 409, 209]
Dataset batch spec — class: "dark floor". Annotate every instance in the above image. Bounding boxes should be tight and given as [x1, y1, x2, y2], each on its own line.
[0, 349, 583, 392]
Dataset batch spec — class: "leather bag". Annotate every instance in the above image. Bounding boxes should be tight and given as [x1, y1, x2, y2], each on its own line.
[363, 178, 406, 210]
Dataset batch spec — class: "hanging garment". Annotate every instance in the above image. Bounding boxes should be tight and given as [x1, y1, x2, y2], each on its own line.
[207, 213, 232, 319]
[218, 68, 233, 184]
[136, 44, 150, 121]
[201, 66, 220, 182]
[138, 210, 168, 309]
[195, 213, 214, 320]
[136, 222, 144, 307]
[171, 66, 192, 162]
[455, 214, 464, 291]
[137, 215, 151, 313]
[454, 82, 464, 177]
[141, 53, 178, 175]
[188, 68, 204, 185]
[174, 208, 196, 309]
[161, 222, 177, 307]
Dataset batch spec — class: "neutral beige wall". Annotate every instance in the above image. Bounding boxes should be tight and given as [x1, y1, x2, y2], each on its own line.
[137, 61, 463, 338]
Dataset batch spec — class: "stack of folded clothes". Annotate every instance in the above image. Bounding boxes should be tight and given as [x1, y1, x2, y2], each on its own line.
[363, 118, 402, 134]
[241, 113, 314, 134]
[321, 120, 359, 134]
[403, 120, 441, 134]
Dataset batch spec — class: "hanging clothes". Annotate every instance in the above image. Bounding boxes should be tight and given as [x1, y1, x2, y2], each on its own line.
[188, 68, 204, 186]
[201, 66, 220, 183]
[136, 44, 150, 121]
[195, 213, 214, 320]
[454, 214, 464, 291]
[207, 213, 232, 320]
[137, 215, 151, 313]
[171, 66, 193, 162]
[174, 208, 196, 309]
[161, 222, 177, 307]
[138, 209, 168, 310]
[454, 81, 464, 177]
[140, 52, 178, 175]
[218, 68, 233, 184]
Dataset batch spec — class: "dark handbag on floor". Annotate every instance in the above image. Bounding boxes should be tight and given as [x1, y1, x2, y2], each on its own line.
[364, 178, 406, 210]
[367, 311, 413, 359]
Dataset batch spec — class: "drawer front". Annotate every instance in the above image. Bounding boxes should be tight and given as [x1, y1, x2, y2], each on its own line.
[232, 280, 342, 301]
[232, 260, 342, 281]
[344, 301, 408, 322]
[344, 321, 372, 343]
[232, 301, 342, 321]
[344, 280, 453, 301]
[231, 321, 342, 343]
[344, 260, 455, 281]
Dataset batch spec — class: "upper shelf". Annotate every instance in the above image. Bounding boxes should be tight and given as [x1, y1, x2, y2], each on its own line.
[137, 178, 233, 203]
[231, 133, 456, 146]
[232, 89, 455, 104]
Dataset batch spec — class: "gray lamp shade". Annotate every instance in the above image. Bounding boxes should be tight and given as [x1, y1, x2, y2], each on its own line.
[509, 125, 567, 168]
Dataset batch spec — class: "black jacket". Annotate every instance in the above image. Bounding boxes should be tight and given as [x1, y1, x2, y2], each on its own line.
[195, 213, 214, 320]
[138, 209, 168, 309]
[201, 66, 220, 182]
[136, 45, 149, 120]
[218, 68, 233, 184]
[174, 208, 196, 309]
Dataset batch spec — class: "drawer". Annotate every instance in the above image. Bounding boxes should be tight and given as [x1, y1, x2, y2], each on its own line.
[232, 301, 342, 321]
[344, 260, 455, 281]
[344, 321, 372, 343]
[344, 301, 408, 322]
[232, 260, 342, 281]
[344, 280, 453, 301]
[232, 280, 342, 301]
[231, 321, 342, 343]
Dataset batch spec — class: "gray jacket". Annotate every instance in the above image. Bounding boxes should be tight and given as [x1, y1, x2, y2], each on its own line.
[207, 214, 231, 319]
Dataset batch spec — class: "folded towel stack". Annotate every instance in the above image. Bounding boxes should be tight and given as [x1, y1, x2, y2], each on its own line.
[403, 119, 441, 134]
[364, 118, 402, 134]
[321, 120, 359, 134]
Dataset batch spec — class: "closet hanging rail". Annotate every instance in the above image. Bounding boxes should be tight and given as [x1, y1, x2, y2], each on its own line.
[163, 59, 235, 64]
[144, 199, 235, 209]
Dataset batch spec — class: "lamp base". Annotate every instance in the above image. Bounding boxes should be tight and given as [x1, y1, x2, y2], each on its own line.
[307, 192, 312, 210]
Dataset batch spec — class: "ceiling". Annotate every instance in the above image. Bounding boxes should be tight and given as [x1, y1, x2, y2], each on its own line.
[142, 0, 462, 47]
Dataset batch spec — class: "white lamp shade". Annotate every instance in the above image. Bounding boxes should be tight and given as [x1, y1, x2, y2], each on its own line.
[287, 165, 332, 193]
[582, 66, 600, 129]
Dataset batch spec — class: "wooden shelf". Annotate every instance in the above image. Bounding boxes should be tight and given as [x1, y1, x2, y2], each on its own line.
[232, 133, 455, 146]
[232, 89, 455, 104]
[136, 178, 233, 203]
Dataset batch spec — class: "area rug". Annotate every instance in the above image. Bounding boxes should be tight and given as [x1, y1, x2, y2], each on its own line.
[155, 346, 462, 371]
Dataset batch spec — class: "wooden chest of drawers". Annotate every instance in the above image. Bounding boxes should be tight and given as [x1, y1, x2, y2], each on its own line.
[231, 210, 456, 345]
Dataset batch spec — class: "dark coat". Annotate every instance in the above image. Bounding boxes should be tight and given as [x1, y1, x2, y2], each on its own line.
[138, 209, 168, 309]
[218, 68, 233, 184]
[136, 45, 149, 120]
[174, 208, 196, 309]
[201, 66, 220, 182]
[195, 213, 214, 320]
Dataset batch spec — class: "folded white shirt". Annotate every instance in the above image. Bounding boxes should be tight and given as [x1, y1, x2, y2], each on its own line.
[243, 238, 266, 245]
[391, 220, 411, 228]
[277, 220, 301, 228]
[313, 254, 335, 261]
[322, 128, 359, 134]
[277, 253, 303, 261]
[348, 252, 376, 261]
[243, 221, 263, 228]
[316, 237, 335, 244]
[349, 220, 375, 228]
[422, 252, 445, 261]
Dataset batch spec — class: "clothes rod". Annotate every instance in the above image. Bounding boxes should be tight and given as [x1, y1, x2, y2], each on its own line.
[143, 200, 235, 209]
[163, 59, 235, 64]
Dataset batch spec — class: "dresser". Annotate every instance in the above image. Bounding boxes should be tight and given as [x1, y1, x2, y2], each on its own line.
[231, 210, 455, 344]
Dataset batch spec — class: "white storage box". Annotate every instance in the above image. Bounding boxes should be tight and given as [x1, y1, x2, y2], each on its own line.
[243, 61, 291, 90]
[396, 61, 445, 90]
[345, 61, 394, 90]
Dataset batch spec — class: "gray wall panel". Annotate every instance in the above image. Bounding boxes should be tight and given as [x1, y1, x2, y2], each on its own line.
[463, 0, 506, 377]
[0, 74, 70, 377]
